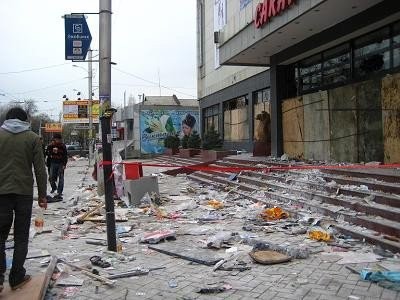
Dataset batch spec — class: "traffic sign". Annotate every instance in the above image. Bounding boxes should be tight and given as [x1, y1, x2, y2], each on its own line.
[64, 14, 92, 60]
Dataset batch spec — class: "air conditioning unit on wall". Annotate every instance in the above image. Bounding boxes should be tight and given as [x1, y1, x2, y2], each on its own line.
[214, 31, 220, 44]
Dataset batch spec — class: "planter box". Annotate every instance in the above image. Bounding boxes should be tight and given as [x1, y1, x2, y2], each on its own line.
[253, 141, 271, 156]
[179, 148, 201, 158]
[201, 149, 236, 162]
[164, 148, 179, 156]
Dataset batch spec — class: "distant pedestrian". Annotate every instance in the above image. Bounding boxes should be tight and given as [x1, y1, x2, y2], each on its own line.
[45, 138, 55, 176]
[0, 107, 47, 292]
[48, 133, 67, 199]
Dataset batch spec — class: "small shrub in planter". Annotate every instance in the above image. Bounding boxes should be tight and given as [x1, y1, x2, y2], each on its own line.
[202, 126, 223, 150]
[181, 135, 189, 149]
[201, 126, 234, 161]
[187, 131, 201, 149]
[164, 134, 180, 155]
[180, 131, 201, 157]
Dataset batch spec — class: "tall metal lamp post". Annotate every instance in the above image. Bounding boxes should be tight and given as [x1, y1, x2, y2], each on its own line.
[73, 49, 94, 166]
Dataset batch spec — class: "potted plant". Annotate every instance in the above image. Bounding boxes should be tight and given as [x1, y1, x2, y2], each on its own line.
[180, 131, 201, 158]
[164, 134, 180, 155]
[201, 126, 235, 161]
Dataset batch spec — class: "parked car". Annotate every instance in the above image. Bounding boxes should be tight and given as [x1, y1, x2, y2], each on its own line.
[66, 144, 89, 157]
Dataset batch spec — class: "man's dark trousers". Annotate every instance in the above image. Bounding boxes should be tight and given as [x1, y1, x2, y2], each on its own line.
[50, 162, 64, 195]
[0, 194, 33, 287]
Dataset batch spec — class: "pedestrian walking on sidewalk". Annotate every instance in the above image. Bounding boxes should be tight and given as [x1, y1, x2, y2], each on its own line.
[45, 138, 55, 177]
[0, 107, 47, 292]
[48, 133, 67, 199]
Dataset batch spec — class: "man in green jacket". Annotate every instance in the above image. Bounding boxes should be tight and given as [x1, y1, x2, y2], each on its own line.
[0, 107, 47, 292]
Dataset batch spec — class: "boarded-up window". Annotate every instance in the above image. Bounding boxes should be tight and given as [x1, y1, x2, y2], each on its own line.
[223, 96, 249, 141]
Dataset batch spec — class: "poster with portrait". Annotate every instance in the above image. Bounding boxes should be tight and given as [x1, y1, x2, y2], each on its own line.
[140, 109, 199, 154]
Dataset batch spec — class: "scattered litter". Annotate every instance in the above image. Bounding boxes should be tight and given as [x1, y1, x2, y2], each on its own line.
[141, 230, 176, 244]
[56, 274, 84, 286]
[249, 250, 291, 265]
[260, 206, 289, 221]
[308, 229, 331, 241]
[61, 287, 80, 298]
[207, 199, 224, 210]
[206, 232, 234, 249]
[196, 283, 232, 294]
[107, 267, 165, 279]
[361, 269, 400, 283]
[321, 252, 383, 264]
[90, 255, 111, 268]
[168, 278, 178, 288]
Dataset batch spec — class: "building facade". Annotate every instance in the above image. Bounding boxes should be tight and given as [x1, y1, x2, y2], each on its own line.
[115, 95, 199, 156]
[197, 0, 400, 163]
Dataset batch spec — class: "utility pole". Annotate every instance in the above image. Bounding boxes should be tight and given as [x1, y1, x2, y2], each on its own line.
[99, 0, 116, 251]
[88, 49, 93, 166]
[123, 90, 127, 160]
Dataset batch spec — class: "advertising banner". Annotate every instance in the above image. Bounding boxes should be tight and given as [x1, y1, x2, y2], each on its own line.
[140, 109, 200, 154]
[44, 123, 62, 133]
[62, 100, 100, 124]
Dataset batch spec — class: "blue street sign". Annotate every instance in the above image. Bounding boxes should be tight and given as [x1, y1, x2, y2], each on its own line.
[65, 14, 92, 60]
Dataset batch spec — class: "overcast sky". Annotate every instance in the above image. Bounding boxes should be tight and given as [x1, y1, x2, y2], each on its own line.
[0, 0, 197, 117]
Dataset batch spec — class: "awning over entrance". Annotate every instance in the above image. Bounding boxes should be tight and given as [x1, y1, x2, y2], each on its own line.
[219, 0, 384, 66]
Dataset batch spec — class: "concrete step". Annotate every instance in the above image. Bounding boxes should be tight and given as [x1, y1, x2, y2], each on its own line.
[189, 170, 400, 237]
[187, 172, 400, 253]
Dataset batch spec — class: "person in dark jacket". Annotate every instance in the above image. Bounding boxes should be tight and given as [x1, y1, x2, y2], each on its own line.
[48, 133, 67, 199]
[45, 138, 55, 176]
[0, 107, 47, 292]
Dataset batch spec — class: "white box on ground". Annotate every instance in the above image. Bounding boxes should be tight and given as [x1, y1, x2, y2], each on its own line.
[123, 176, 159, 206]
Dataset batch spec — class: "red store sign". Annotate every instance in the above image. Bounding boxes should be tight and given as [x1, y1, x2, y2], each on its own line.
[255, 0, 296, 28]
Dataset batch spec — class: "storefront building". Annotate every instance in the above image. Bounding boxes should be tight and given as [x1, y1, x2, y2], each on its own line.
[198, 0, 400, 163]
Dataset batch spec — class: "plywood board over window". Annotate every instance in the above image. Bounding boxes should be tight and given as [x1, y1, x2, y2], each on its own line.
[328, 85, 358, 163]
[282, 97, 304, 160]
[356, 79, 384, 162]
[382, 73, 400, 163]
[303, 91, 330, 161]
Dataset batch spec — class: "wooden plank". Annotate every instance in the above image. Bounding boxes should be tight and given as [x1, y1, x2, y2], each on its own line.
[282, 97, 304, 159]
[328, 85, 358, 162]
[382, 73, 400, 163]
[303, 91, 330, 161]
[39, 256, 58, 300]
[0, 274, 45, 300]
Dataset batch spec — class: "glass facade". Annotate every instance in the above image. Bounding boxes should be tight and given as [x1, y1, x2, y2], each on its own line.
[203, 104, 219, 134]
[295, 21, 400, 95]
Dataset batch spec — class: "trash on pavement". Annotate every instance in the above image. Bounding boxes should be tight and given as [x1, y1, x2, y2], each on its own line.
[260, 206, 289, 221]
[56, 273, 84, 286]
[207, 199, 224, 210]
[90, 255, 111, 268]
[308, 229, 331, 241]
[141, 229, 176, 244]
[360, 269, 400, 283]
[107, 267, 165, 279]
[196, 283, 232, 294]
[206, 231, 234, 249]
[249, 249, 291, 265]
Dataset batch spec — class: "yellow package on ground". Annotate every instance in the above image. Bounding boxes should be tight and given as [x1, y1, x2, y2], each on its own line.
[261, 206, 289, 220]
[207, 199, 224, 209]
[308, 230, 331, 241]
